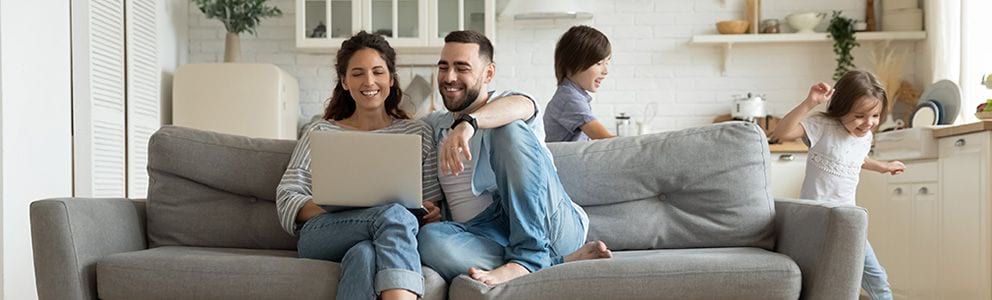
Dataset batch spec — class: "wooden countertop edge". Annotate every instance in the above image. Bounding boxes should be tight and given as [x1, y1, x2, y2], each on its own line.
[933, 121, 992, 138]
[769, 141, 808, 153]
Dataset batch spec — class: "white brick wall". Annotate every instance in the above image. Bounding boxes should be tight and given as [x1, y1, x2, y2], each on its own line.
[188, 0, 922, 133]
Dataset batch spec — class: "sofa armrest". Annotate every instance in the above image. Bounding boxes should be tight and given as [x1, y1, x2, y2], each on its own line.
[774, 198, 867, 300]
[30, 198, 148, 300]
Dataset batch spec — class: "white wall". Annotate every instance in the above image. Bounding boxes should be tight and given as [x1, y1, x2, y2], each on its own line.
[0, 8, 4, 297]
[0, 1, 74, 299]
[187, 0, 922, 132]
[160, 0, 190, 124]
[489, 0, 921, 131]
[0, 1, 186, 298]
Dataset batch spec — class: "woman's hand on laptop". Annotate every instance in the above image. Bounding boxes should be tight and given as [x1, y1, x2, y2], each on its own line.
[420, 200, 442, 225]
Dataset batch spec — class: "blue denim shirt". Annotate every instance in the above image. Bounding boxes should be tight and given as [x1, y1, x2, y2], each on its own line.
[543, 79, 597, 142]
[422, 90, 544, 196]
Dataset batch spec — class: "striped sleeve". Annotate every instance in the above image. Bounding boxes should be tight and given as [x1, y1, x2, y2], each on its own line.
[275, 122, 320, 236]
[416, 121, 443, 203]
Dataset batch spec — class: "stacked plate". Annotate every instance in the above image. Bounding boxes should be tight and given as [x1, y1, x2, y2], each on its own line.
[910, 100, 942, 127]
[910, 80, 960, 128]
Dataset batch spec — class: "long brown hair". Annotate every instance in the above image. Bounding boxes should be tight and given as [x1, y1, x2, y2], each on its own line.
[554, 25, 611, 85]
[825, 70, 888, 120]
[324, 31, 408, 121]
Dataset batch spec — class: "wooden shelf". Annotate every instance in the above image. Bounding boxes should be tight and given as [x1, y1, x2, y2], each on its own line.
[691, 31, 926, 44]
[689, 31, 927, 75]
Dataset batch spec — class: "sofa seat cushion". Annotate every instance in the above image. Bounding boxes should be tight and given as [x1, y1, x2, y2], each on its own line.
[449, 247, 801, 300]
[96, 246, 447, 300]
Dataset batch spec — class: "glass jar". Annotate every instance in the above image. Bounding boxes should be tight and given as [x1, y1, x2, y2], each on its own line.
[615, 112, 634, 137]
[761, 19, 780, 34]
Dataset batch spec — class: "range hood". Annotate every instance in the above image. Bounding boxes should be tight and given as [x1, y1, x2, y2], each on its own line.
[501, 0, 593, 20]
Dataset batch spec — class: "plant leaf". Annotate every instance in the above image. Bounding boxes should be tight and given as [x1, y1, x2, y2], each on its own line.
[191, 0, 282, 35]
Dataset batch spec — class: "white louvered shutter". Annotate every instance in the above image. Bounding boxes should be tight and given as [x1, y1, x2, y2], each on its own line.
[125, 0, 160, 198]
[72, 0, 127, 198]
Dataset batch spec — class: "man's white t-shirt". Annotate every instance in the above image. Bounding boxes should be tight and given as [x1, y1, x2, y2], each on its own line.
[437, 130, 494, 223]
[799, 114, 872, 205]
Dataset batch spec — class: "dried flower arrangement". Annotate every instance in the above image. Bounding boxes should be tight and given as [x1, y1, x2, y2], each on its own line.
[871, 43, 919, 125]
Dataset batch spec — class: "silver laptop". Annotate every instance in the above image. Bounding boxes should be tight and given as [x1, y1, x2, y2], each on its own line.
[309, 131, 426, 215]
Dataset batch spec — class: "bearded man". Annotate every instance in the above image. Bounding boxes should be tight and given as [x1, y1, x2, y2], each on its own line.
[416, 30, 612, 287]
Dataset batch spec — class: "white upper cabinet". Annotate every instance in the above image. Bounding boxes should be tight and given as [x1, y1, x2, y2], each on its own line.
[296, 0, 494, 50]
[297, 0, 358, 48]
[429, 0, 494, 47]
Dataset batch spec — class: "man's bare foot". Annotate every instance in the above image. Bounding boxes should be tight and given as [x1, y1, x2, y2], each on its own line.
[564, 240, 613, 263]
[468, 262, 530, 286]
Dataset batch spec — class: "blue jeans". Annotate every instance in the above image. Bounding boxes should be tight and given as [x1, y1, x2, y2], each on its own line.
[863, 241, 892, 300]
[297, 203, 424, 300]
[418, 121, 588, 281]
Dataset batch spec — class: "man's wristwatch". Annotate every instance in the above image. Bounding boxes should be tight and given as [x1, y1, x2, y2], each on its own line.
[451, 113, 478, 131]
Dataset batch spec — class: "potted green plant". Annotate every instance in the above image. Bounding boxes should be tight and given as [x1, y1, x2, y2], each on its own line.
[827, 11, 859, 80]
[192, 0, 283, 62]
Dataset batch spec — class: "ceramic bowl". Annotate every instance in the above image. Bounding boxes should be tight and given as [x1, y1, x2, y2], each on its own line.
[716, 20, 749, 34]
[786, 12, 825, 34]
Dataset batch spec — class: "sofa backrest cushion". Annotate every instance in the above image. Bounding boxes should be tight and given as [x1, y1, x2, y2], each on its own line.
[146, 126, 298, 250]
[547, 122, 776, 250]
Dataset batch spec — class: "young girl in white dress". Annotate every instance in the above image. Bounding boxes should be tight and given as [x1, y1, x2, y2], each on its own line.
[770, 70, 906, 300]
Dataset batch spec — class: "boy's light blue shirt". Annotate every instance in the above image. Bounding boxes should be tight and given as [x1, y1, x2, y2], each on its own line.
[423, 90, 545, 196]
[544, 79, 597, 142]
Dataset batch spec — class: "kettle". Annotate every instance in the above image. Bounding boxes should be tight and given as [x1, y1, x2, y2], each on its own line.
[732, 93, 766, 122]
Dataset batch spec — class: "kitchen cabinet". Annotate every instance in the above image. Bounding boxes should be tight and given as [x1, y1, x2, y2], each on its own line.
[857, 128, 992, 299]
[856, 169, 886, 211]
[776, 148, 944, 299]
[937, 131, 991, 299]
[910, 181, 940, 300]
[296, 0, 495, 50]
[859, 160, 938, 300]
[768, 152, 806, 199]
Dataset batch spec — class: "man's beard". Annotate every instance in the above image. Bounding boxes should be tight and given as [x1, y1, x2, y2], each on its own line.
[442, 75, 484, 112]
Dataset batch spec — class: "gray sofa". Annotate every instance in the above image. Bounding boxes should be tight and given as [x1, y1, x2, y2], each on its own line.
[31, 122, 868, 300]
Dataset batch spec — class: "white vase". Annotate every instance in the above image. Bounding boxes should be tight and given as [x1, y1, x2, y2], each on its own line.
[224, 32, 240, 63]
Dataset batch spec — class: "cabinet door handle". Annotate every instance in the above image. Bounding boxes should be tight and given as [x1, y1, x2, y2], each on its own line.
[918, 187, 929, 195]
[894, 187, 903, 195]
[955, 139, 967, 147]
[779, 154, 795, 161]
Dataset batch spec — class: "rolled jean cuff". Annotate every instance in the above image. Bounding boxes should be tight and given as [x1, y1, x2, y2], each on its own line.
[551, 255, 564, 266]
[508, 259, 542, 273]
[375, 268, 425, 297]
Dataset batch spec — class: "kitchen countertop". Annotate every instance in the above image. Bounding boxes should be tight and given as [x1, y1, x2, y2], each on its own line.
[769, 141, 808, 153]
[933, 121, 992, 138]
[711, 115, 805, 152]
